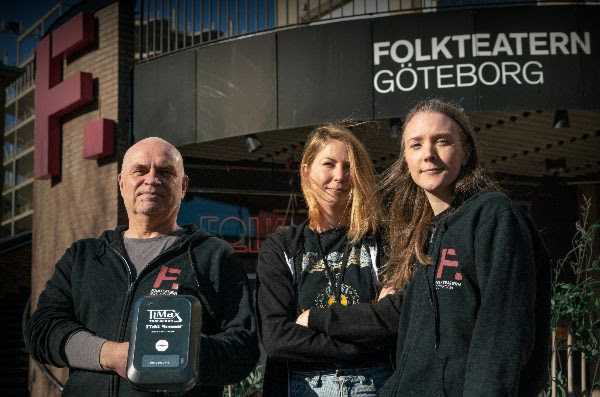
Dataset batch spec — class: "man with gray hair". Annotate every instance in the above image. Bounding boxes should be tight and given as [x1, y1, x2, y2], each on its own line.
[26, 137, 259, 396]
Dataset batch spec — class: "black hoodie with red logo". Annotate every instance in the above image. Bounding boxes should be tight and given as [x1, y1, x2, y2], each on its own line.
[26, 225, 259, 397]
[309, 192, 551, 397]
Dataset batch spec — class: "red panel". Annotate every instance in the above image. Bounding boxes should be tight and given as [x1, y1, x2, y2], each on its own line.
[33, 13, 96, 179]
[83, 119, 115, 159]
[34, 115, 62, 179]
[51, 72, 94, 117]
[52, 13, 95, 59]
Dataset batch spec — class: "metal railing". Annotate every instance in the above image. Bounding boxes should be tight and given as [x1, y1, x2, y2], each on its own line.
[5, 61, 35, 104]
[134, 0, 434, 60]
[4, 1, 67, 105]
[134, 0, 596, 62]
[135, 0, 276, 60]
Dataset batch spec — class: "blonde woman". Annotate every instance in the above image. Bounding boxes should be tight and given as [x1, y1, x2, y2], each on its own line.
[256, 124, 392, 396]
[297, 99, 551, 397]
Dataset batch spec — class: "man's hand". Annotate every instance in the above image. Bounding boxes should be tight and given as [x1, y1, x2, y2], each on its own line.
[100, 341, 129, 379]
[377, 285, 397, 301]
[296, 310, 310, 327]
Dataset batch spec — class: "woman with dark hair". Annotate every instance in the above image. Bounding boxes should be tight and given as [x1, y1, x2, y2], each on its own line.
[297, 99, 551, 397]
[256, 124, 393, 396]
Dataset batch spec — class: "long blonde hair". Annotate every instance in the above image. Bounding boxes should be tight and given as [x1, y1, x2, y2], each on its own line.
[300, 124, 381, 243]
[382, 99, 500, 289]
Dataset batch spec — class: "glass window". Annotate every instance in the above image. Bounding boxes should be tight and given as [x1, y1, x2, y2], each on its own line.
[14, 214, 32, 234]
[2, 193, 12, 220]
[3, 164, 15, 189]
[18, 104, 35, 122]
[16, 125, 34, 155]
[14, 183, 32, 216]
[5, 82, 16, 103]
[15, 152, 33, 185]
[4, 132, 15, 161]
[18, 89, 35, 121]
[4, 113, 17, 131]
[17, 27, 41, 64]
[24, 59, 36, 91]
[0, 223, 11, 238]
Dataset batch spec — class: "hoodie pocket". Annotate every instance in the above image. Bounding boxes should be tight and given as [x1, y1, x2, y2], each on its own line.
[441, 356, 467, 397]
[61, 370, 111, 397]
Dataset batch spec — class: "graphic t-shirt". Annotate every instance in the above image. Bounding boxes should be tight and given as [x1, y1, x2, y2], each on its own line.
[297, 227, 380, 311]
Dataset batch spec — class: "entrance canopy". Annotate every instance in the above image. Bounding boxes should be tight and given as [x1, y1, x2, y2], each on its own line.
[133, 4, 600, 179]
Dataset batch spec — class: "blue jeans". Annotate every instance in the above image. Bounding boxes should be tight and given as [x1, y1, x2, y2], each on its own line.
[289, 367, 391, 397]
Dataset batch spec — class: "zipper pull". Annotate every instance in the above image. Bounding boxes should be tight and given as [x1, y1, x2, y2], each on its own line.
[429, 224, 437, 245]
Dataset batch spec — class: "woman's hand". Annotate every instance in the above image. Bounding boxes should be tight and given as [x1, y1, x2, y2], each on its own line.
[296, 310, 310, 327]
[377, 285, 397, 301]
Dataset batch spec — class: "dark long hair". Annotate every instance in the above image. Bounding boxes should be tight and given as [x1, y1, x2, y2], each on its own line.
[381, 99, 500, 289]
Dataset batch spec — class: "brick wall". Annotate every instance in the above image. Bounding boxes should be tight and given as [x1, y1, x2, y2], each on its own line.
[29, 2, 133, 396]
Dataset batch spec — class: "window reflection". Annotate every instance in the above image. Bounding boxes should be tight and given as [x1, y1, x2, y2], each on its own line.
[15, 152, 33, 185]
[14, 184, 32, 216]
[0, 224, 11, 238]
[16, 126, 34, 155]
[2, 193, 12, 220]
[4, 133, 15, 161]
[3, 165, 15, 189]
[4, 113, 17, 131]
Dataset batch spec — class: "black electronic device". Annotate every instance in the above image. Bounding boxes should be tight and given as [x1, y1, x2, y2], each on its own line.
[127, 295, 202, 393]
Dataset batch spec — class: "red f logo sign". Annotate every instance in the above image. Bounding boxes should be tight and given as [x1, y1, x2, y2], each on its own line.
[34, 12, 115, 179]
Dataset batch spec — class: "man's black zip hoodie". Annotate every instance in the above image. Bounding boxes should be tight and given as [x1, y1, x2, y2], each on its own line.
[26, 225, 259, 397]
[309, 192, 551, 396]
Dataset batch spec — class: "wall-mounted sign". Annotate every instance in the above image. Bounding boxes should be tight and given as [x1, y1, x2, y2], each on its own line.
[373, 32, 589, 93]
[34, 12, 115, 179]
[373, 7, 599, 116]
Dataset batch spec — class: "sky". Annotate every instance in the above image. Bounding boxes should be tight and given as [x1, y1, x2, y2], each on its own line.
[0, 0, 61, 65]
[0, 0, 273, 65]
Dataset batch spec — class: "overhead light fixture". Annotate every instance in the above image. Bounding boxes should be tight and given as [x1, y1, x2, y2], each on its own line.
[245, 134, 262, 153]
[389, 118, 402, 139]
[553, 110, 570, 129]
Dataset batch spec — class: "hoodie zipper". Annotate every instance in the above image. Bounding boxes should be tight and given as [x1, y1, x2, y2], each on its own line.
[106, 243, 185, 395]
[108, 245, 136, 397]
[106, 231, 203, 396]
[426, 222, 443, 351]
[109, 236, 193, 339]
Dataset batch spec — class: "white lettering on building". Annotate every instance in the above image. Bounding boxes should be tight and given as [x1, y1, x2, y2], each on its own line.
[373, 31, 591, 93]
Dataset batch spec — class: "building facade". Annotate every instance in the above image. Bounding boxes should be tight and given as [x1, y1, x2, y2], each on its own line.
[1, 0, 599, 396]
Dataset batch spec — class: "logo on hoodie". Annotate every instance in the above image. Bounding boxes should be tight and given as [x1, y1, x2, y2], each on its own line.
[435, 248, 463, 290]
[150, 265, 182, 296]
